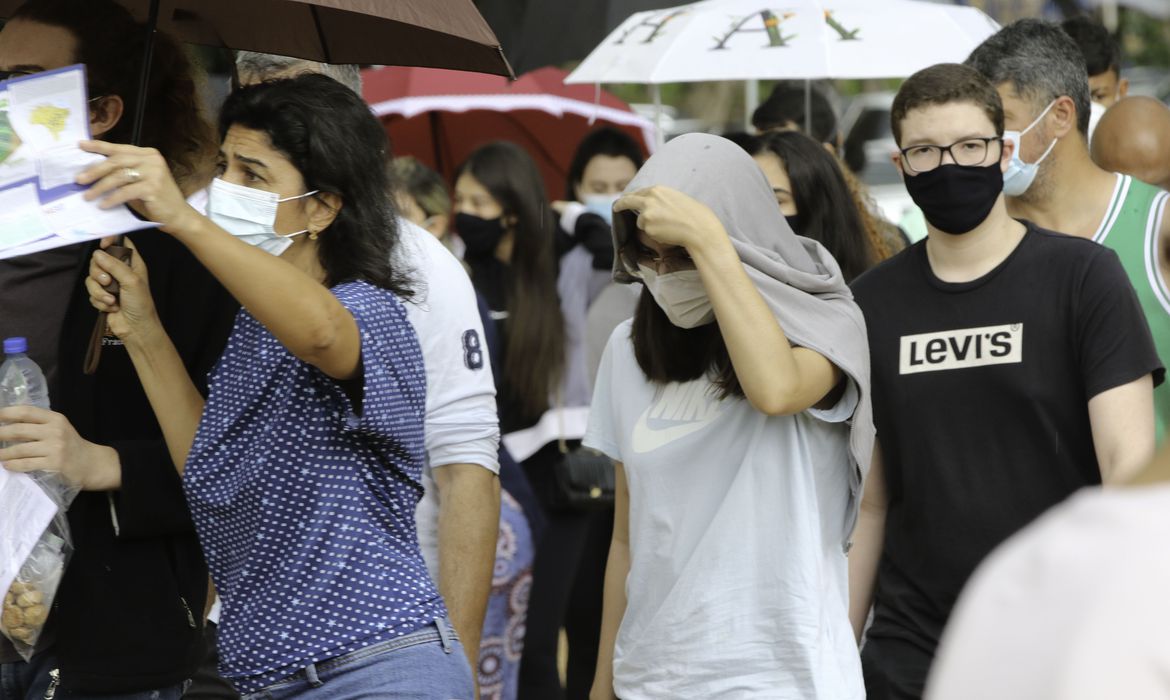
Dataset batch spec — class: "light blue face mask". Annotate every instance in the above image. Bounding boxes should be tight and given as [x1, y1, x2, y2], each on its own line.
[207, 178, 319, 256]
[582, 193, 620, 225]
[1002, 100, 1058, 197]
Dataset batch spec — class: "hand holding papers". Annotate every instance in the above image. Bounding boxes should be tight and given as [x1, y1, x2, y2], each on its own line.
[0, 64, 153, 261]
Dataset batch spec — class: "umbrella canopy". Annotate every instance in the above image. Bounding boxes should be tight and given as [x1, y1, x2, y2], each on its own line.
[477, 0, 680, 73]
[364, 65, 655, 199]
[0, 0, 513, 76]
[565, 0, 1000, 84]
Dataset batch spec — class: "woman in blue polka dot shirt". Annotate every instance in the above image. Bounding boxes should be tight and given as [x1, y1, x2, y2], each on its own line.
[77, 74, 474, 698]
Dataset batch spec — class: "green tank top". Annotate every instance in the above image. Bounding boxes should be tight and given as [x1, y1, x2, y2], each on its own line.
[1095, 174, 1170, 444]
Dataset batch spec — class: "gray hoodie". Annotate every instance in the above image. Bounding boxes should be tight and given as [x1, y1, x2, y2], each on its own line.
[611, 132, 875, 536]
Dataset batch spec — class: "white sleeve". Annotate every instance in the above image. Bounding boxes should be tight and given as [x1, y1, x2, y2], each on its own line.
[582, 321, 628, 462]
[398, 220, 501, 473]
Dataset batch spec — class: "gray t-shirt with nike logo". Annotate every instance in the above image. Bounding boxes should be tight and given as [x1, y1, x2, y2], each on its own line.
[584, 319, 863, 700]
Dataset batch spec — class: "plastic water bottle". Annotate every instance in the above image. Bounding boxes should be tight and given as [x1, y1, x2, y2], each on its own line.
[0, 337, 50, 412]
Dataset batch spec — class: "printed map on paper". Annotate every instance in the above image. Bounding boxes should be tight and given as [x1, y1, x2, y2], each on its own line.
[0, 64, 151, 260]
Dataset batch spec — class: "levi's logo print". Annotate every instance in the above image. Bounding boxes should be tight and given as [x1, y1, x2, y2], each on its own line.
[899, 323, 1023, 375]
[632, 380, 724, 453]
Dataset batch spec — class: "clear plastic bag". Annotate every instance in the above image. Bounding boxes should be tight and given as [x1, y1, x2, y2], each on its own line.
[0, 473, 75, 660]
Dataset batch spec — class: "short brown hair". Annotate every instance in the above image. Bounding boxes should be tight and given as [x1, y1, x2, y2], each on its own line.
[890, 63, 1004, 145]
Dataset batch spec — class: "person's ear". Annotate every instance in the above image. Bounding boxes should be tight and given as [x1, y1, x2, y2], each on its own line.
[89, 95, 124, 139]
[999, 135, 1015, 173]
[1049, 95, 1078, 139]
[891, 150, 906, 178]
[1119, 77, 1130, 99]
[503, 213, 519, 229]
[821, 141, 836, 157]
[306, 192, 342, 237]
[425, 213, 449, 239]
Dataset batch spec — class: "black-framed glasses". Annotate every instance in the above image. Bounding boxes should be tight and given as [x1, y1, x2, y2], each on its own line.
[899, 136, 1003, 174]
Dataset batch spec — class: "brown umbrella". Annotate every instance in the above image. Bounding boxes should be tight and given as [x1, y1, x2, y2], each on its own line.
[0, 0, 511, 372]
[0, 0, 513, 75]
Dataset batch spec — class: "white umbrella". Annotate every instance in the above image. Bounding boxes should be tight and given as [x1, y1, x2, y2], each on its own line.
[565, 0, 1001, 84]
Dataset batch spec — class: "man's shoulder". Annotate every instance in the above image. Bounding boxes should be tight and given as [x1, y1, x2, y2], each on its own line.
[1018, 221, 1116, 270]
[850, 241, 922, 301]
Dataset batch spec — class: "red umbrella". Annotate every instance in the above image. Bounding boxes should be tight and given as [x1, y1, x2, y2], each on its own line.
[363, 65, 655, 199]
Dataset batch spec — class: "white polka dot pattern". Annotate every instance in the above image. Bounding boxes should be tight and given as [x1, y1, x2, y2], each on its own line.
[183, 281, 440, 693]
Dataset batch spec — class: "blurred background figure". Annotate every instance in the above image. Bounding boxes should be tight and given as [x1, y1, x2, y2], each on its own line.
[925, 450, 1170, 700]
[1091, 95, 1170, 190]
[732, 130, 888, 282]
[1062, 15, 1129, 109]
[390, 155, 458, 246]
[751, 81, 910, 254]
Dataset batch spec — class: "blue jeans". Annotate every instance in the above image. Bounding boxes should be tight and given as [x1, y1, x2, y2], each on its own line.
[241, 619, 473, 700]
[0, 651, 185, 700]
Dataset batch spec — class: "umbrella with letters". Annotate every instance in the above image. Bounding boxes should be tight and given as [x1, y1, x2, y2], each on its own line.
[565, 0, 1000, 140]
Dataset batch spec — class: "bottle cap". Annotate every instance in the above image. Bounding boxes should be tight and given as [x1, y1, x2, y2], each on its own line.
[3, 337, 27, 354]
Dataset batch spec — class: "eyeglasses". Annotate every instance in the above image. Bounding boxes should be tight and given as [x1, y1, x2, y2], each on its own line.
[628, 242, 693, 275]
[899, 137, 1003, 174]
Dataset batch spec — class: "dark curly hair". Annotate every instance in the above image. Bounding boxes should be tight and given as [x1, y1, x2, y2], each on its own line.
[12, 0, 217, 188]
[219, 74, 412, 297]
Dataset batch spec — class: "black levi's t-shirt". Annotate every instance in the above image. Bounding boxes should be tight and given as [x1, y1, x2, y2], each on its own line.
[851, 224, 1163, 686]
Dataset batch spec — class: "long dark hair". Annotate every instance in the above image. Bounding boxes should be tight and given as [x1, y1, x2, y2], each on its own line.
[630, 288, 743, 400]
[458, 142, 564, 422]
[564, 127, 645, 200]
[219, 74, 411, 297]
[13, 0, 217, 188]
[742, 131, 877, 282]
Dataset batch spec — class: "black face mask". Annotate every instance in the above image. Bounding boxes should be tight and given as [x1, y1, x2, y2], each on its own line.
[454, 213, 506, 260]
[902, 162, 1003, 235]
[784, 213, 803, 236]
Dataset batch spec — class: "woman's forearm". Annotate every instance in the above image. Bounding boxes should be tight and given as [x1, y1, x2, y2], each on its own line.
[688, 232, 838, 415]
[169, 214, 360, 379]
[124, 325, 205, 473]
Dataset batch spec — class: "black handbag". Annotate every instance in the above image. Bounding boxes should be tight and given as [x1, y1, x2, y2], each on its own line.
[552, 441, 616, 510]
[550, 397, 615, 510]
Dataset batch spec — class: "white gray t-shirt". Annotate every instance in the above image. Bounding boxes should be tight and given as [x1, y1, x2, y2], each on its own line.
[584, 320, 863, 700]
[396, 220, 501, 578]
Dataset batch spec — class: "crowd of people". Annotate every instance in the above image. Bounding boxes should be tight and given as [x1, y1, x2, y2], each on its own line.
[1, 0, 1169, 699]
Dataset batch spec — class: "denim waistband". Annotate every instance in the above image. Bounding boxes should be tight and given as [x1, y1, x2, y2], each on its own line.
[258, 618, 459, 692]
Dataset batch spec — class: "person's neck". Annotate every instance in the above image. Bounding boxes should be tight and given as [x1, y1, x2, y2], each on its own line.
[283, 238, 328, 284]
[1006, 140, 1118, 239]
[924, 200, 1027, 283]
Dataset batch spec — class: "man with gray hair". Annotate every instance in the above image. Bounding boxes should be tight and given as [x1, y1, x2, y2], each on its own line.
[967, 19, 1170, 443]
[233, 51, 362, 94]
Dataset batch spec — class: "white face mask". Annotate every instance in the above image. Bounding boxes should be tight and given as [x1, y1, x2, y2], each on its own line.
[1002, 99, 1058, 197]
[638, 264, 715, 328]
[582, 193, 620, 225]
[207, 177, 319, 256]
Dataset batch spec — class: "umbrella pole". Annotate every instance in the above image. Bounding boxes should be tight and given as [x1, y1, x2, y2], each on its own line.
[130, 0, 161, 146]
[744, 79, 758, 132]
[804, 79, 812, 141]
[652, 83, 664, 147]
[429, 111, 444, 174]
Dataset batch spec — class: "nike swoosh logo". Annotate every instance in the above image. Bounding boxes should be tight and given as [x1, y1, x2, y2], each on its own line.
[631, 409, 717, 454]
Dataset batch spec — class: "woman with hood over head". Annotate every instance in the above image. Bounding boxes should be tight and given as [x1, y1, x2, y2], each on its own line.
[584, 134, 873, 700]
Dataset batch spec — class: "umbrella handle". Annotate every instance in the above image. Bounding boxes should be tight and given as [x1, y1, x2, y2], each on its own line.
[82, 244, 133, 376]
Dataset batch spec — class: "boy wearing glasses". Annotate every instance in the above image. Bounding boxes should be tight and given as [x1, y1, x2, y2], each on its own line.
[847, 62, 1161, 700]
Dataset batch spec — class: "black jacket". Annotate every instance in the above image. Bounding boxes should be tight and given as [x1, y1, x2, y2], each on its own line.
[50, 231, 237, 692]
